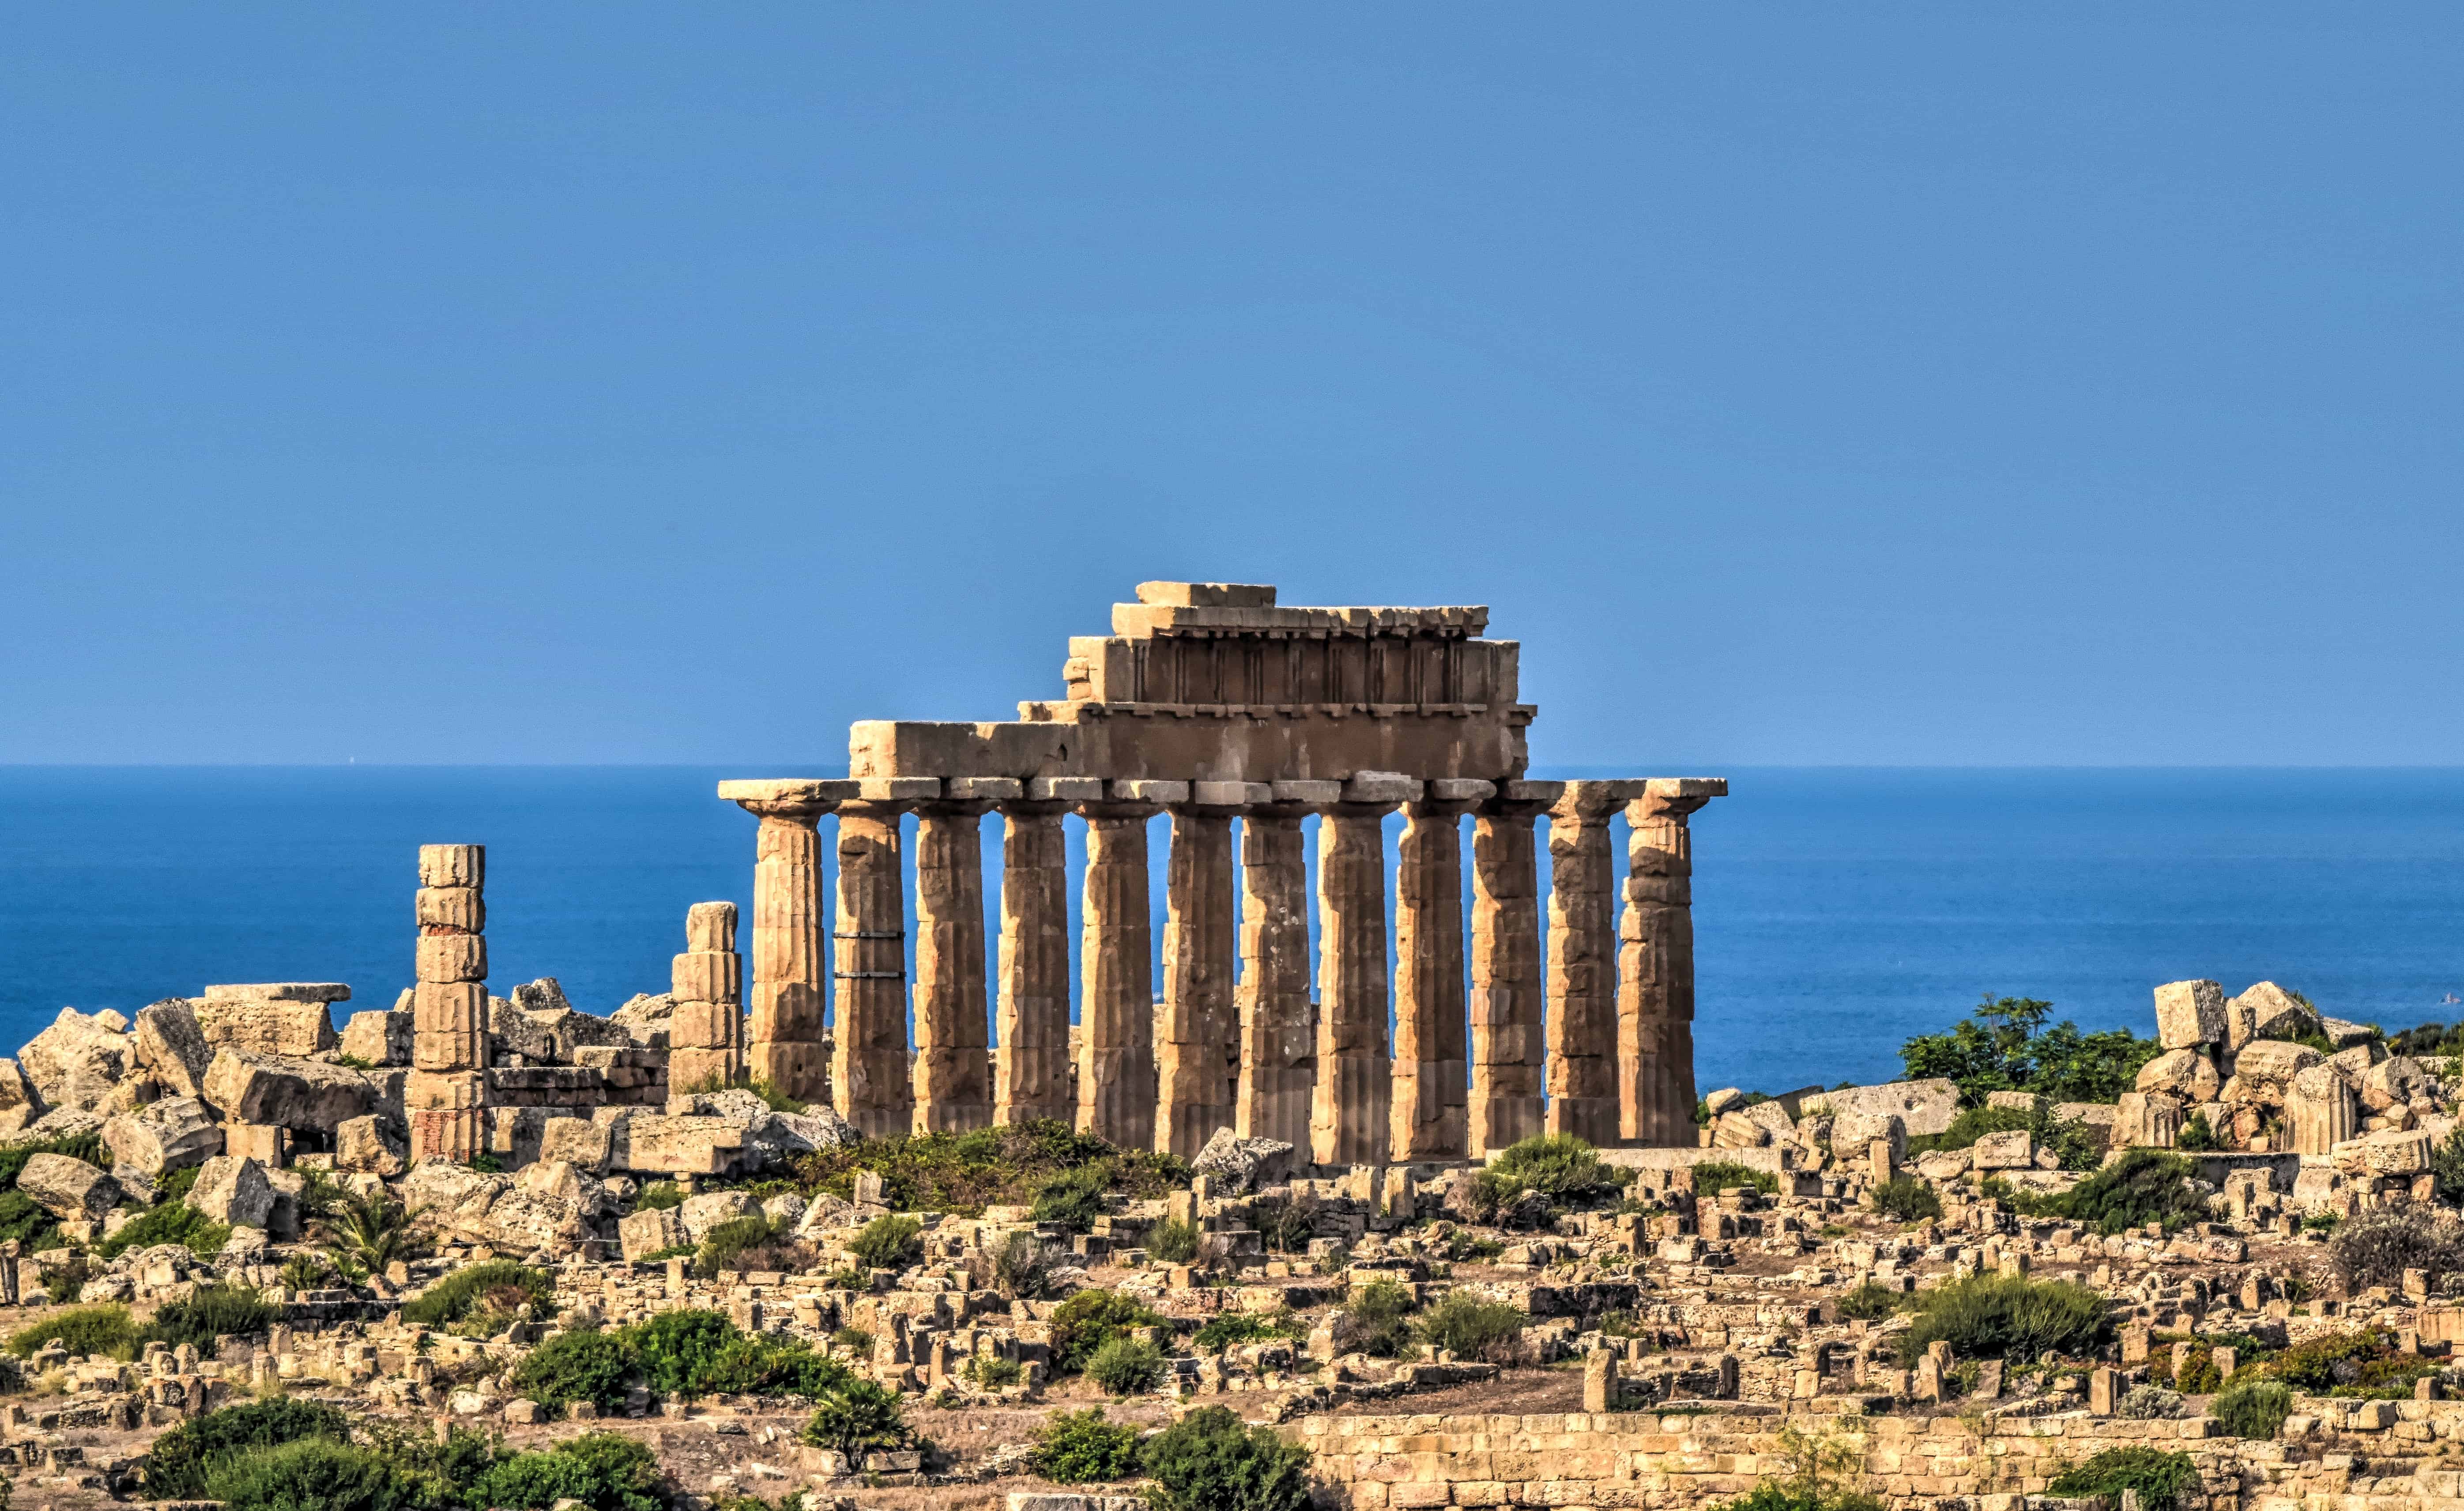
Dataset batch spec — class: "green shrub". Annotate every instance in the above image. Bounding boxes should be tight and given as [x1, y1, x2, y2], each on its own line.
[986, 1229, 1055, 1298]
[1867, 1176, 1940, 1222]
[2175, 1110, 2222, 1151]
[792, 1119, 1187, 1218]
[800, 1377, 915, 1456]
[1898, 994, 2162, 1106]
[399, 1261, 551, 1330]
[471, 1431, 663, 1511]
[832, 1326, 876, 1355]
[635, 1182, 685, 1211]
[1148, 1218, 1201, 1264]
[98, 1201, 230, 1261]
[2264, 1328, 2388, 1391]
[1414, 1293, 1524, 1362]
[203, 1438, 424, 1511]
[1834, 1282, 1903, 1322]
[0, 1132, 110, 1188]
[1032, 1406, 1142, 1482]
[1335, 1278, 1417, 1358]
[1897, 1274, 2108, 1364]
[7, 1303, 140, 1359]
[0, 1192, 52, 1247]
[146, 1283, 277, 1351]
[1478, 1134, 1621, 1205]
[2036, 1149, 2205, 1235]
[964, 1355, 1023, 1388]
[1139, 1404, 1314, 1511]
[2330, 1208, 2464, 1293]
[156, 1163, 202, 1204]
[2212, 1378, 2294, 1440]
[1193, 1311, 1303, 1352]
[1049, 1288, 1163, 1373]
[1708, 1488, 1881, 1511]
[845, 1214, 923, 1272]
[1031, 1164, 1113, 1233]
[2048, 1446, 2199, 1511]
[625, 1307, 847, 1399]
[509, 1328, 633, 1413]
[1687, 1160, 1779, 1197]
[693, 1214, 801, 1280]
[1086, 1335, 1166, 1396]
[2433, 1123, 2464, 1205]
[145, 1398, 353, 1499]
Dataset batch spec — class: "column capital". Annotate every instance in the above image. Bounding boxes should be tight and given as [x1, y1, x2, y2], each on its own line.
[1551, 778, 1649, 822]
[1631, 777, 1729, 822]
[994, 797, 1074, 820]
[1409, 780, 1491, 821]
[719, 778, 857, 820]
[1077, 798, 1167, 823]
[914, 797, 996, 821]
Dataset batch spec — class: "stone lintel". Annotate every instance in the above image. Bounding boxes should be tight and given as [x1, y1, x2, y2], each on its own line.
[1270, 779, 1343, 805]
[1111, 602, 1490, 638]
[943, 777, 1024, 802]
[1110, 778, 1189, 805]
[1343, 771, 1420, 805]
[1134, 581, 1277, 608]
[1025, 776, 1105, 802]
[1187, 781, 1273, 808]
[716, 778, 859, 808]
[1644, 777, 1729, 801]
[203, 983, 351, 1004]
[848, 719, 1081, 781]
[1425, 779, 1496, 805]
[858, 777, 942, 802]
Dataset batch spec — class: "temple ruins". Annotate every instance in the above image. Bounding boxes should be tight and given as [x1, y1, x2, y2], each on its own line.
[718, 582, 1726, 1163]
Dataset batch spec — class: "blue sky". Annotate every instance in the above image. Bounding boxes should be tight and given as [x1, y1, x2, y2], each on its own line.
[7, 7, 2462, 767]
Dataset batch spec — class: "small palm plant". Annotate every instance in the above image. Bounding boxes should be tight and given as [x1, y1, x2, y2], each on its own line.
[800, 1378, 916, 1458]
[316, 1185, 429, 1284]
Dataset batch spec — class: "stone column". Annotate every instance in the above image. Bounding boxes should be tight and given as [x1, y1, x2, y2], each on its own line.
[995, 778, 1099, 1126]
[1547, 781, 1640, 1146]
[1158, 782, 1259, 1159]
[912, 779, 1014, 1134]
[1236, 782, 1331, 1151]
[1078, 781, 1181, 1150]
[1313, 772, 1415, 1168]
[834, 778, 938, 1138]
[1619, 778, 1726, 1147]
[1392, 780, 1492, 1162]
[1470, 781, 1560, 1157]
[407, 843, 488, 1164]
[668, 902, 744, 1092]
[719, 779, 852, 1106]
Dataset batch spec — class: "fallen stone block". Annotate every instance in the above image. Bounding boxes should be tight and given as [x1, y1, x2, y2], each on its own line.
[201, 1048, 375, 1132]
[17, 1154, 118, 1221]
[2155, 979, 2228, 1050]
[101, 1098, 222, 1177]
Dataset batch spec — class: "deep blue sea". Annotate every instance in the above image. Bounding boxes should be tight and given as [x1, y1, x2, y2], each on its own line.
[5, 767, 2463, 1097]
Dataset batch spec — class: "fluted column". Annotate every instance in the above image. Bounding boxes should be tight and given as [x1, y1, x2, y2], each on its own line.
[1546, 781, 1633, 1146]
[1078, 781, 1179, 1150]
[1236, 783, 1328, 1151]
[1158, 782, 1257, 1158]
[995, 777, 1096, 1126]
[1470, 782, 1560, 1156]
[913, 780, 1011, 1134]
[1393, 780, 1490, 1162]
[720, 779, 852, 1107]
[1619, 778, 1726, 1147]
[407, 842, 487, 1164]
[835, 779, 934, 1138]
[1313, 773, 1413, 1168]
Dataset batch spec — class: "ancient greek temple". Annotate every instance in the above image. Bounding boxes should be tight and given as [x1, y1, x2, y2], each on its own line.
[711, 582, 1724, 1167]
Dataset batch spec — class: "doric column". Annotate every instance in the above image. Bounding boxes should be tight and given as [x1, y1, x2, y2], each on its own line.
[407, 843, 488, 1164]
[995, 777, 1098, 1126]
[669, 902, 744, 1093]
[913, 779, 1013, 1134]
[834, 778, 937, 1138]
[1393, 780, 1491, 1162]
[1157, 781, 1259, 1159]
[1077, 781, 1180, 1150]
[1546, 780, 1640, 1146]
[1470, 781, 1560, 1156]
[719, 779, 853, 1107]
[1236, 781, 1330, 1152]
[1313, 772, 1415, 1168]
[1619, 778, 1726, 1147]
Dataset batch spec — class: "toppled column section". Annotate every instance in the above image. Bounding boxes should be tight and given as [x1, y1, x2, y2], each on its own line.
[1236, 783, 1324, 1151]
[1158, 782, 1252, 1158]
[1393, 779, 1490, 1161]
[1470, 781, 1559, 1156]
[1078, 781, 1175, 1149]
[1548, 781, 1639, 1146]
[1619, 778, 1726, 1147]
[913, 780, 1006, 1133]
[406, 844, 488, 1165]
[995, 780, 1092, 1126]
[1314, 772, 1412, 1167]
[720, 779, 851, 1106]
[667, 902, 743, 1094]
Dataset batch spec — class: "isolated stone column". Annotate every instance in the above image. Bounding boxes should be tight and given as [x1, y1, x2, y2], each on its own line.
[1236, 782, 1330, 1151]
[1313, 772, 1415, 1168]
[1078, 781, 1179, 1150]
[1393, 780, 1492, 1162]
[668, 902, 744, 1093]
[1547, 781, 1637, 1146]
[1470, 781, 1560, 1157]
[835, 779, 936, 1138]
[1619, 778, 1726, 1147]
[407, 843, 488, 1165]
[995, 778, 1098, 1126]
[1158, 782, 1258, 1159]
[912, 780, 1013, 1133]
[719, 779, 851, 1106]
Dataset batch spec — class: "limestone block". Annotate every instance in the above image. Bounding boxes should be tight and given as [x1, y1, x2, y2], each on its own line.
[2228, 982, 2320, 1051]
[1190, 1127, 1295, 1194]
[415, 887, 486, 933]
[416, 935, 487, 985]
[1970, 1130, 2036, 1170]
[678, 1189, 762, 1243]
[2320, 1016, 2381, 1049]
[2114, 1091, 2183, 1148]
[2135, 1049, 2223, 1103]
[537, 1116, 612, 1175]
[1831, 1110, 1906, 1165]
[334, 1115, 407, 1177]
[610, 993, 676, 1048]
[1799, 1080, 1960, 1137]
[2337, 1128, 2434, 1177]
[0, 1059, 34, 1115]
[2329, 1044, 2384, 1085]
[201, 1048, 377, 1132]
[16, 1154, 117, 1221]
[622, 1115, 749, 1175]
[2364, 1056, 2437, 1112]
[132, 1000, 212, 1101]
[418, 844, 484, 890]
[2154, 980, 2228, 1049]
[192, 995, 339, 1058]
[340, 1010, 411, 1066]
[101, 1097, 222, 1176]
[2223, 1040, 2322, 1103]
[686, 902, 737, 954]
[671, 953, 741, 1004]
[619, 1205, 687, 1262]
[1342, 772, 1419, 805]
[20, 1008, 134, 1111]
